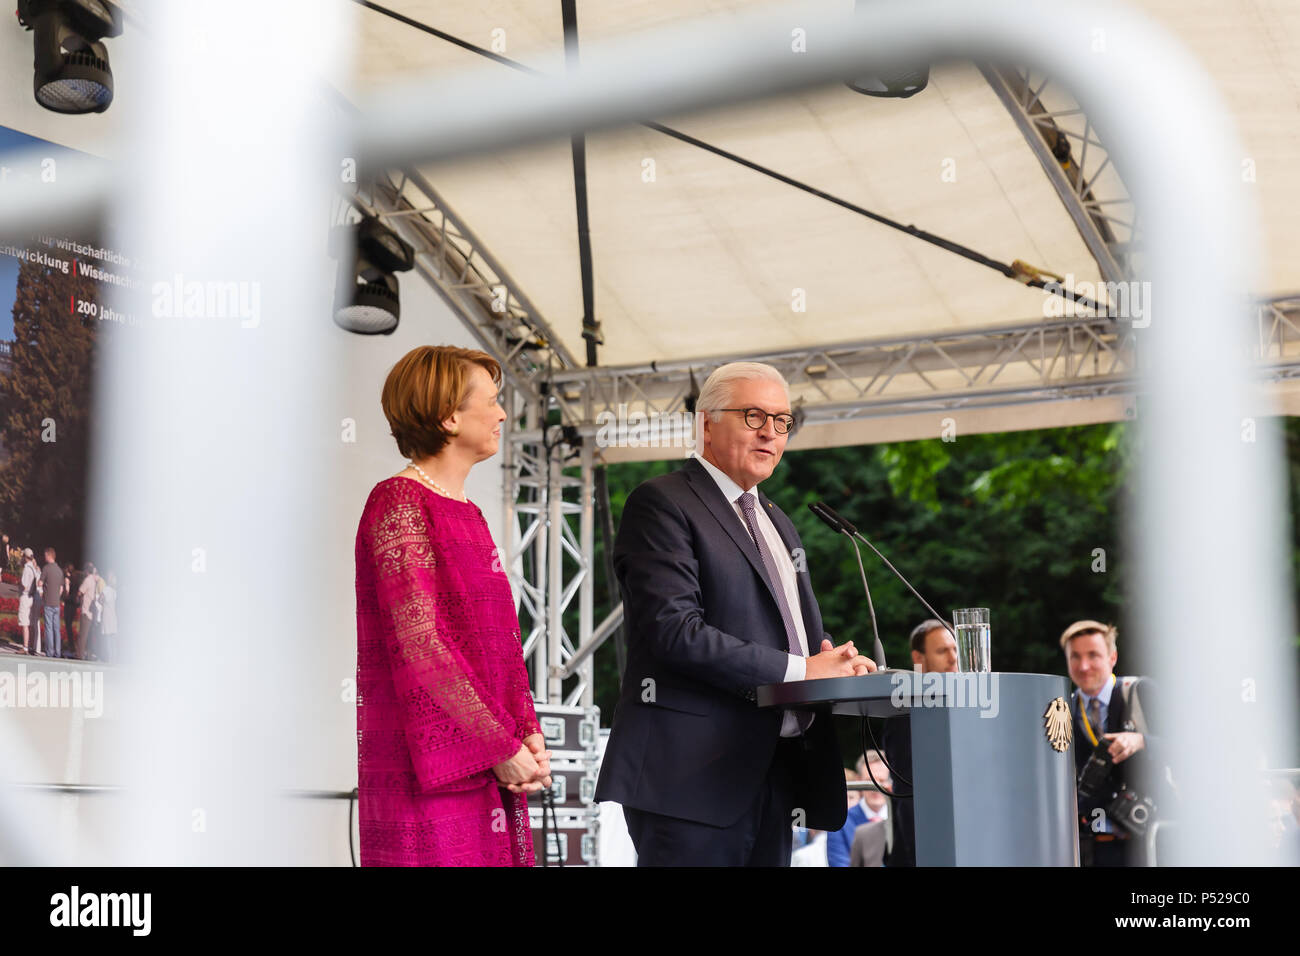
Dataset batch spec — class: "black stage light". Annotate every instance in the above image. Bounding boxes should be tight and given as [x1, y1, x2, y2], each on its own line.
[845, 0, 929, 98]
[17, 0, 125, 115]
[846, 63, 930, 98]
[331, 216, 415, 335]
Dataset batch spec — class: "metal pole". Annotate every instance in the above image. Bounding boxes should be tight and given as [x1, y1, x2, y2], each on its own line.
[579, 438, 595, 707]
[547, 440, 565, 703]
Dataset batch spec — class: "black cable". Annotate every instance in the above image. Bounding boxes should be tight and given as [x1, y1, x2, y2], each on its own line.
[539, 788, 551, 867]
[560, 0, 600, 367]
[861, 713, 911, 795]
[348, 786, 359, 866]
[539, 788, 564, 867]
[350, 0, 1105, 314]
[643, 120, 1019, 281]
[355, 1, 526, 71]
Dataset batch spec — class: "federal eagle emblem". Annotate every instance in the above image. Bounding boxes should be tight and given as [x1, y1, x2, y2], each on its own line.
[1043, 697, 1072, 752]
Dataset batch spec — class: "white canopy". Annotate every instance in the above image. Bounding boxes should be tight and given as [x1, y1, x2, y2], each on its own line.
[346, 0, 1300, 454]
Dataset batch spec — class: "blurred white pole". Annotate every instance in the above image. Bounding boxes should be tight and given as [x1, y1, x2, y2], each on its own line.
[90, 0, 353, 863]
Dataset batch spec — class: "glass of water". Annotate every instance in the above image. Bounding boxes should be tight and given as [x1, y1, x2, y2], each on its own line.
[952, 607, 991, 673]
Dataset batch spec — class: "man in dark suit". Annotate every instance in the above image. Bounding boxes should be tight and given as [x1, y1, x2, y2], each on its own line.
[595, 362, 876, 866]
[1061, 619, 1157, 866]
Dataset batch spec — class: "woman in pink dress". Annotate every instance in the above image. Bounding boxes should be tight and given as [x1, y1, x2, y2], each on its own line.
[355, 345, 550, 866]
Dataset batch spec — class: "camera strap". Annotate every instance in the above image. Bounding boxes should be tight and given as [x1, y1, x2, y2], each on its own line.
[1118, 676, 1149, 736]
[1076, 673, 1116, 747]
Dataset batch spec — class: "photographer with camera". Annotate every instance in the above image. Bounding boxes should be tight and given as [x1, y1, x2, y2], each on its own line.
[1061, 620, 1159, 866]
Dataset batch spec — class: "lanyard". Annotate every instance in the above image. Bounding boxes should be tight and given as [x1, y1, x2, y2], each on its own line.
[1079, 674, 1115, 747]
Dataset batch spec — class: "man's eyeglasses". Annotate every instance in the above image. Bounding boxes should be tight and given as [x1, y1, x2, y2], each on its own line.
[716, 408, 796, 434]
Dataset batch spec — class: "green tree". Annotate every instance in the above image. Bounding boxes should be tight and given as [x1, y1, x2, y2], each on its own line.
[0, 253, 104, 560]
[564, 419, 1300, 765]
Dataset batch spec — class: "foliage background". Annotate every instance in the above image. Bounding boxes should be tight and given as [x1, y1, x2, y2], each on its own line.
[563, 420, 1300, 764]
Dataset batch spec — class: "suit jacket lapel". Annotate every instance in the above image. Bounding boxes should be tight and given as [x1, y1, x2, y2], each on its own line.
[681, 457, 787, 620]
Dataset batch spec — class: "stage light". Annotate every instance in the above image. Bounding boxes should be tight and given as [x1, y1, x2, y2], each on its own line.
[17, 0, 124, 115]
[846, 63, 930, 98]
[845, 0, 929, 98]
[331, 216, 415, 335]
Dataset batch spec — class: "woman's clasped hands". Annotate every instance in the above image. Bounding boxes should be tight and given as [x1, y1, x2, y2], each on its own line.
[492, 733, 553, 794]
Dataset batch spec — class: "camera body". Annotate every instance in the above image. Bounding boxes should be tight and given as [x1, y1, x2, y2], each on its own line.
[1076, 738, 1115, 802]
[1077, 737, 1156, 836]
[1108, 788, 1157, 837]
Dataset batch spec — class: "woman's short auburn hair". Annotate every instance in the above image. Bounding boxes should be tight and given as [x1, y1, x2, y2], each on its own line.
[381, 345, 502, 460]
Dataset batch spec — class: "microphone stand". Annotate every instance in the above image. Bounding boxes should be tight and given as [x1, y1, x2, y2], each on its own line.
[808, 502, 957, 663]
[848, 532, 887, 670]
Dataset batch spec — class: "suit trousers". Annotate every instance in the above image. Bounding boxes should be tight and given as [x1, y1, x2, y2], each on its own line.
[624, 736, 800, 866]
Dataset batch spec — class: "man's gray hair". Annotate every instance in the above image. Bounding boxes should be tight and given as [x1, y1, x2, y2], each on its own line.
[696, 362, 790, 423]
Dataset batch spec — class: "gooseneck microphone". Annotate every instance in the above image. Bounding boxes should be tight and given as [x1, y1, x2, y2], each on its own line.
[809, 502, 887, 669]
[808, 501, 957, 665]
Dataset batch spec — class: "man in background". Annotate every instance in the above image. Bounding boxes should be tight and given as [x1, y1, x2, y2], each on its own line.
[827, 750, 892, 867]
[77, 563, 100, 660]
[19, 548, 39, 654]
[1062, 619, 1156, 866]
[39, 547, 64, 659]
[855, 749, 892, 826]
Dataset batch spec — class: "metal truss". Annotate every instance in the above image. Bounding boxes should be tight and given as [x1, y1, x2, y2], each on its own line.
[540, 297, 1289, 424]
[500, 407, 598, 707]
[983, 65, 1138, 283]
[542, 297, 1300, 435]
[362, 170, 581, 400]
[1256, 296, 1300, 363]
[546, 315, 1141, 429]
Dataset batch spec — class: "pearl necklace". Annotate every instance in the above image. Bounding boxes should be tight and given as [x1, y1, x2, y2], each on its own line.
[409, 461, 467, 502]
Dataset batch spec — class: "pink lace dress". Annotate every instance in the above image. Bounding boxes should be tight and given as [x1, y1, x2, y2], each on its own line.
[355, 476, 541, 866]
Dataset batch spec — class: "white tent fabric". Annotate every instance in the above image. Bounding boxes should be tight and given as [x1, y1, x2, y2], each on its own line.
[347, 0, 1300, 446]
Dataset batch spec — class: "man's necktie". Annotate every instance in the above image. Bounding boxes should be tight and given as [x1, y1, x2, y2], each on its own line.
[1088, 697, 1102, 742]
[738, 493, 803, 657]
[739, 492, 811, 734]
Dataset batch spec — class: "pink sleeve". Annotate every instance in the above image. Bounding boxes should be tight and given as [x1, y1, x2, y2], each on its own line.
[366, 493, 521, 790]
[508, 651, 542, 742]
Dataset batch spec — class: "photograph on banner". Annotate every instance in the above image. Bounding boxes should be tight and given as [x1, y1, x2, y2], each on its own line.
[0, 125, 138, 665]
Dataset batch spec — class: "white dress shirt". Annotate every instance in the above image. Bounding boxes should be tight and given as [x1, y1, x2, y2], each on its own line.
[692, 453, 812, 736]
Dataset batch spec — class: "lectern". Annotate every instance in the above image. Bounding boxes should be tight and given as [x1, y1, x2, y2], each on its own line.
[758, 671, 1078, 866]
